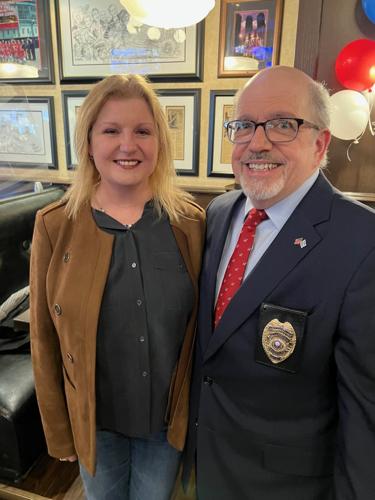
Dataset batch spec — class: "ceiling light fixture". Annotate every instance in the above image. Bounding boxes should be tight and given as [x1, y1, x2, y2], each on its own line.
[120, 0, 215, 29]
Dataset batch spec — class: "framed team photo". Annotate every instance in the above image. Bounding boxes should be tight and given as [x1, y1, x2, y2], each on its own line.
[0, 0, 53, 83]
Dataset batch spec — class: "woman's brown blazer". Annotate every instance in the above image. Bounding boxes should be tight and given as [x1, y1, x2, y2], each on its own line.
[30, 199, 205, 475]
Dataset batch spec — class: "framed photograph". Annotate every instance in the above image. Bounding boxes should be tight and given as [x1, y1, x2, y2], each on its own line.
[0, 0, 53, 83]
[207, 90, 236, 177]
[0, 97, 56, 169]
[218, 0, 283, 77]
[62, 90, 88, 169]
[55, 0, 204, 82]
[157, 89, 200, 175]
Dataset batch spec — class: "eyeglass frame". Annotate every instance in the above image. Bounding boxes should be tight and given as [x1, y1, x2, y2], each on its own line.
[223, 117, 321, 144]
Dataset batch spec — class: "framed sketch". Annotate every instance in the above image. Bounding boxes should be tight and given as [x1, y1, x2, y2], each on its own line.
[0, 0, 53, 83]
[207, 90, 236, 177]
[157, 89, 200, 175]
[62, 90, 88, 169]
[55, 0, 204, 82]
[0, 97, 56, 168]
[218, 0, 283, 77]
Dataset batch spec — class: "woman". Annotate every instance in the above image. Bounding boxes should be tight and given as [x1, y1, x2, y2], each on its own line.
[30, 74, 205, 500]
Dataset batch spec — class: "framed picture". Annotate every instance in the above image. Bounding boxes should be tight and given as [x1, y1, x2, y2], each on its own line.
[55, 0, 204, 82]
[157, 89, 200, 175]
[0, 97, 56, 169]
[62, 90, 88, 169]
[207, 90, 236, 177]
[218, 0, 283, 77]
[0, 0, 53, 83]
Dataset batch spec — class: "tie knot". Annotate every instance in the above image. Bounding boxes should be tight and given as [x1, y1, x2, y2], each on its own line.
[244, 208, 268, 228]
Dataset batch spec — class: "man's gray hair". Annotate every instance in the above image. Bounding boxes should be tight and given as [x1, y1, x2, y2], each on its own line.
[308, 79, 330, 168]
[308, 79, 330, 130]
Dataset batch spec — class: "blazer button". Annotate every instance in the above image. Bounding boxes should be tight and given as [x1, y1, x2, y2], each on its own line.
[63, 252, 70, 263]
[67, 352, 74, 363]
[203, 376, 213, 386]
[54, 304, 62, 315]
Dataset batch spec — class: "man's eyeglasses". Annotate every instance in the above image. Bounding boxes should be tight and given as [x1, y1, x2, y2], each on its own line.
[224, 118, 320, 144]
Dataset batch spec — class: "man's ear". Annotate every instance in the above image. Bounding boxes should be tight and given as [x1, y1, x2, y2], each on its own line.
[314, 129, 331, 165]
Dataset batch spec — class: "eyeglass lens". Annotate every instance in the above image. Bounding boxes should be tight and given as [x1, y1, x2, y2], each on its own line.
[229, 119, 300, 143]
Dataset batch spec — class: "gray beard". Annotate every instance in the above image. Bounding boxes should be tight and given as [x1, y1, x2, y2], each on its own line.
[239, 173, 285, 201]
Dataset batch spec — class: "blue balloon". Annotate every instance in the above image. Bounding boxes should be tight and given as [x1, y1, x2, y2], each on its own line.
[362, 0, 375, 23]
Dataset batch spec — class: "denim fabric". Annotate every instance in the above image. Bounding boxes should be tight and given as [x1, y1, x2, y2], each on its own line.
[79, 429, 181, 500]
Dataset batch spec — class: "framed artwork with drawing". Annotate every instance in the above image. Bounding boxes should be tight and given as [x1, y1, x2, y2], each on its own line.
[218, 0, 283, 77]
[0, 0, 54, 83]
[62, 90, 88, 169]
[207, 90, 236, 177]
[55, 0, 203, 82]
[0, 97, 56, 168]
[157, 89, 200, 175]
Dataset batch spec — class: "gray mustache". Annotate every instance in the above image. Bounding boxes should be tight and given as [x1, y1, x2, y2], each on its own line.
[242, 153, 273, 162]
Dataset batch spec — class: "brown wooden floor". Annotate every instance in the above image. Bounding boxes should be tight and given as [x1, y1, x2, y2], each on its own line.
[0, 454, 195, 500]
[0, 455, 83, 500]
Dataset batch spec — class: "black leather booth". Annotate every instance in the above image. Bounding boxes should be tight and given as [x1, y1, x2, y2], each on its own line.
[0, 188, 64, 482]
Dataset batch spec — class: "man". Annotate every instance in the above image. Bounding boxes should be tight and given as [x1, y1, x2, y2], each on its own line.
[184, 66, 375, 499]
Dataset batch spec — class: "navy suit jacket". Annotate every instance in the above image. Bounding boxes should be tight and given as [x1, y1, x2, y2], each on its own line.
[185, 173, 375, 500]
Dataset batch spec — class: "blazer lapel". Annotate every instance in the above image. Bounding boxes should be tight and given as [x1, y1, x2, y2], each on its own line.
[203, 173, 334, 361]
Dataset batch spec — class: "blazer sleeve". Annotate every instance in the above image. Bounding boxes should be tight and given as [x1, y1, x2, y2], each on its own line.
[334, 245, 375, 499]
[30, 211, 76, 459]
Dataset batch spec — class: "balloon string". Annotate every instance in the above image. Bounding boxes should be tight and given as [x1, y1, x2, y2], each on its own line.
[346, 140, 358, 162]
[346, 127, 366, 162]
[347, 89, 374, 160]
[365, 89, 374, 136]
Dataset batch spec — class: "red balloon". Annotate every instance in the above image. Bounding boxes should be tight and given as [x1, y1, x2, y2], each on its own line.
[335, 39, 375, 91]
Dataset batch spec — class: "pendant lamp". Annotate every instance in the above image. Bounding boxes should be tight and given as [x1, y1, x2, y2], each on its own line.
[120, 0, 215, 29]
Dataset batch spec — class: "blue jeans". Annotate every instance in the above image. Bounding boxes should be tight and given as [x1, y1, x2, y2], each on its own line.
[79, 429, 181, 500]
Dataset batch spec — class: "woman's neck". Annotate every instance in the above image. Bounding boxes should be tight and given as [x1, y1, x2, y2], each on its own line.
[92, 183, 152, 226]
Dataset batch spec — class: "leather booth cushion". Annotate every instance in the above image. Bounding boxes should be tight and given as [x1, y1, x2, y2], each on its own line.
[0, 189, 64, 304]
[0, 354, 45, 481]
[0, 188, 64, 481]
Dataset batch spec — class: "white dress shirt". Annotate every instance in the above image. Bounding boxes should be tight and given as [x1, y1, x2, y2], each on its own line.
[215, 170, 320, 303]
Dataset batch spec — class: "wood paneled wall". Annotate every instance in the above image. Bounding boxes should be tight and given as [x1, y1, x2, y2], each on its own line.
[295, 0, 375, 194]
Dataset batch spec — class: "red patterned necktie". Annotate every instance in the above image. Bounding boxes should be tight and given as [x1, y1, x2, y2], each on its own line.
[214, 208, 268, 328]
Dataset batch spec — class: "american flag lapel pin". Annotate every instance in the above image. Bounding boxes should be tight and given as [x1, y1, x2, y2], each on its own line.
[294, 237, 307, 248]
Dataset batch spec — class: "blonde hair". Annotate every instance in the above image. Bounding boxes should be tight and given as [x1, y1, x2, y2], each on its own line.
[64, 74, 192, 220]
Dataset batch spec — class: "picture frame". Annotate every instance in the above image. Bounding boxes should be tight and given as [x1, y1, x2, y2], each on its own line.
[0, 97, 56, 169]
[62, 90, 88, 169]
[0, 0, 54, 84]
[207, 90, 236, 177]
[218, 0, 283, 78]
[55, 0, 204, 82]
[157, 89, 200, 175]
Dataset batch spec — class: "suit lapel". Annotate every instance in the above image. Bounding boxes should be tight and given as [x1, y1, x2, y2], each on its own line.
[203, 173, 334, 362]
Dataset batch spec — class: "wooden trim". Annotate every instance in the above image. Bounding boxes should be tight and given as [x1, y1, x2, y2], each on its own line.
[343, 192, 375, 202]
[294, 0, 324, 77]
[0, 484, 48, 500]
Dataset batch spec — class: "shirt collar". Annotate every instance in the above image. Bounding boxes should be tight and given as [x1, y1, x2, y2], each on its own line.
[244, 169, 320, 230]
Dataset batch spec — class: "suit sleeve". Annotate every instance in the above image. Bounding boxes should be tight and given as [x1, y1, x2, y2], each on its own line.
[334, 246, 375, 499]
[30, 211, 76, 458]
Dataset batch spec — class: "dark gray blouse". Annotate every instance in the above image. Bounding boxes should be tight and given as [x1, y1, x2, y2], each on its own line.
[93, 201, 194, 437]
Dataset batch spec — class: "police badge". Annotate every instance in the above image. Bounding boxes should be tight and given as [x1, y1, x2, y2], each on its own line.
[255, 303, 308, 372]
[262, 319, 297, 364]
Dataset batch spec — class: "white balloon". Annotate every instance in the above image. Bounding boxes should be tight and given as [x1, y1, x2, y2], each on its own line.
[329, 90, 369, 140]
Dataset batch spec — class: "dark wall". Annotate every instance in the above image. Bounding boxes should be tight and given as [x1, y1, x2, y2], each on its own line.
[295, 0, 375, 194]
